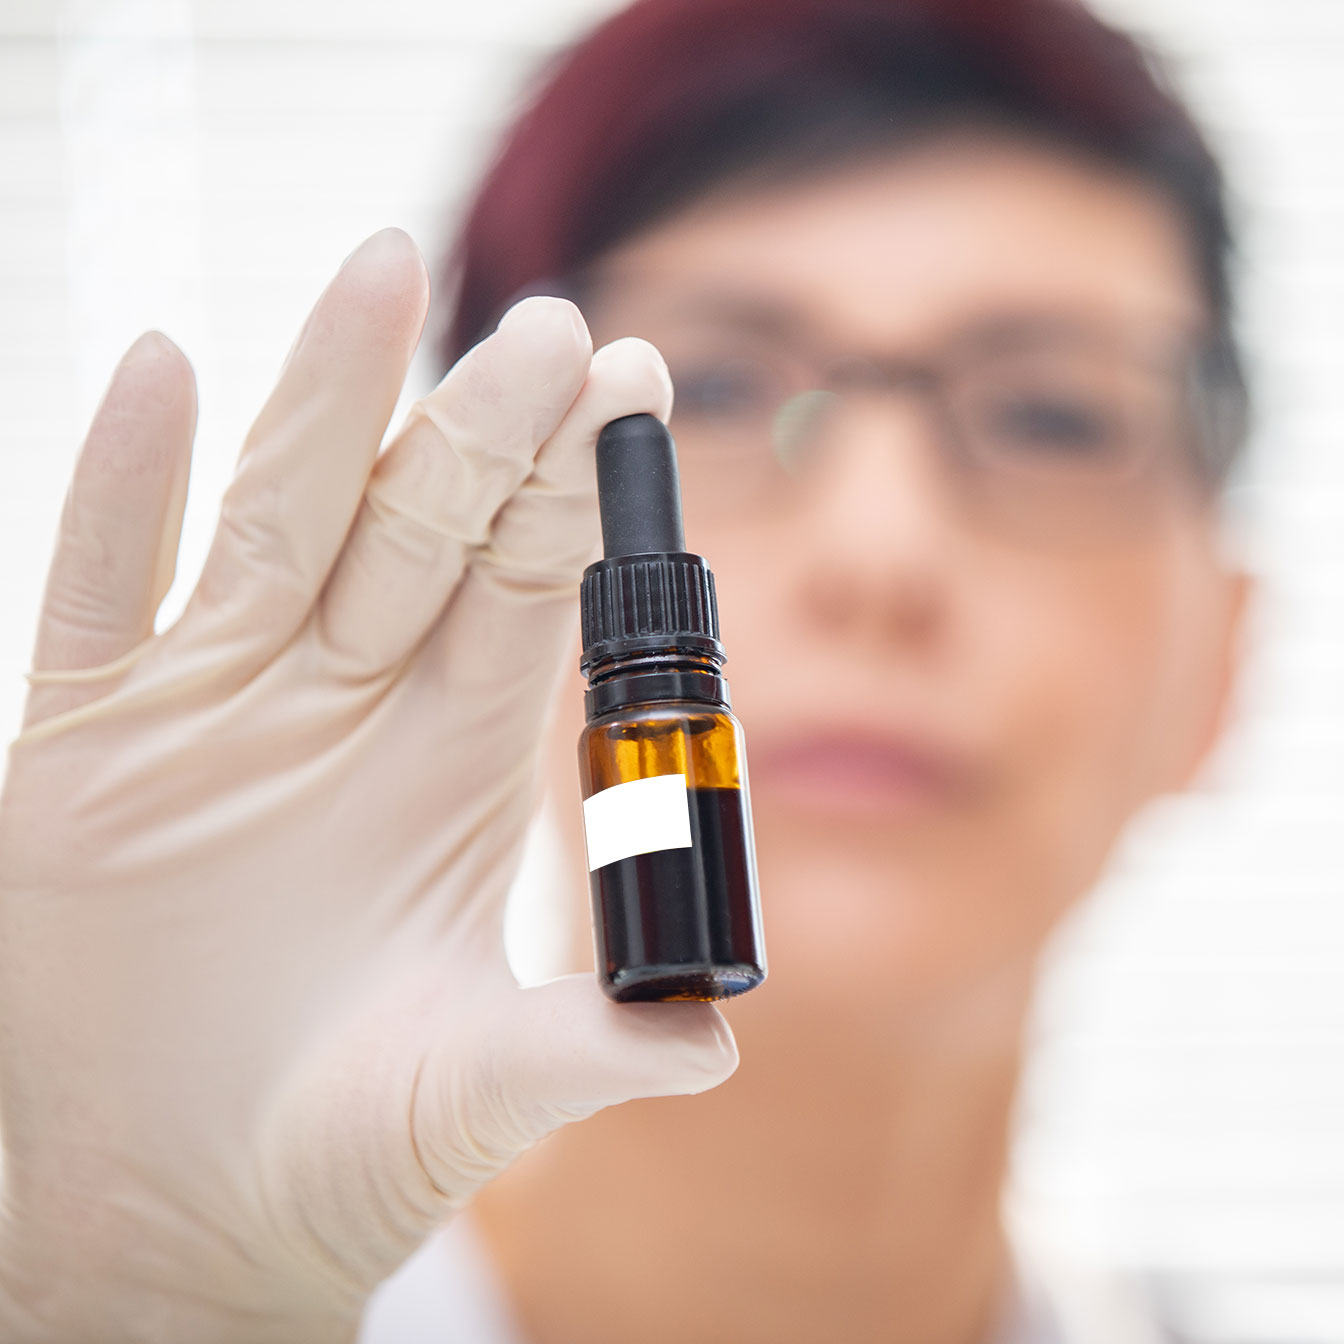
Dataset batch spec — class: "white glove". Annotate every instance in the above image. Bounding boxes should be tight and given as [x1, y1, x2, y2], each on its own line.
[0, 227, 738, 1343]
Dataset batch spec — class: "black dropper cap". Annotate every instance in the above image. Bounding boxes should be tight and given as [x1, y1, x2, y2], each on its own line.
[594, 412, 686, 556]
[579, 414, 726, 682]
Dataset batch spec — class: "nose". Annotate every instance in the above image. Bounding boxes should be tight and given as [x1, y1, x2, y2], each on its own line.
[784, 392, 962, 651]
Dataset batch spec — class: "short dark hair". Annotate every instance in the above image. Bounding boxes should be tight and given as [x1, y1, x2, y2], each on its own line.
[437, 0, 1247, 475]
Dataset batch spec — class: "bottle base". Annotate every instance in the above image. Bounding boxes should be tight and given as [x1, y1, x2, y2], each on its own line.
[602, 962, 765, 1003]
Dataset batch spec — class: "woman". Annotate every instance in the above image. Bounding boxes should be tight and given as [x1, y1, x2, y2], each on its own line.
[0, 0, 1248, 1341]
[364, 0, 1251, 1340]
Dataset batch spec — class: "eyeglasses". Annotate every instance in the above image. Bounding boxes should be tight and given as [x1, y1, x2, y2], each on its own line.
[652, 314, 1243, 547]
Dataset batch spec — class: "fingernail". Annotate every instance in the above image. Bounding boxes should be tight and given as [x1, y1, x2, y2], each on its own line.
[120, 330, 175, 368]
[498, 294, 586, 337]
[339, 226, 417, 273]
[282, 230, 423, 368]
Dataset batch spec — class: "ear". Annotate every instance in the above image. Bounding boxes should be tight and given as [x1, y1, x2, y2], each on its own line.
[1170, 564, 1253, 791]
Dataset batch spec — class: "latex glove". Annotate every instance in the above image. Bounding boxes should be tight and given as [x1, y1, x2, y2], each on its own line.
[0, 227, 737, 1343]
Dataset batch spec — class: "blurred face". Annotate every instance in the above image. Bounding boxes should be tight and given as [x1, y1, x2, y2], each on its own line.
[545, 133, 1245, 1020]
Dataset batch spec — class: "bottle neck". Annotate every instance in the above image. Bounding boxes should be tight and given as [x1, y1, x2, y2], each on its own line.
[584, 644, 730, 719]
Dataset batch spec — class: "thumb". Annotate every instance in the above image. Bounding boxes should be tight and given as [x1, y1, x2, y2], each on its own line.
[415, 974, 738, 1203]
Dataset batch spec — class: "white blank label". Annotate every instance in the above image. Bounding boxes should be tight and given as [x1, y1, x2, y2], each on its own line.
[582, 773, 693, 872]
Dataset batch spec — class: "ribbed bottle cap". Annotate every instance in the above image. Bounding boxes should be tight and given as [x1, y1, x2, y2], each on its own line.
[579, 551, 724, 677]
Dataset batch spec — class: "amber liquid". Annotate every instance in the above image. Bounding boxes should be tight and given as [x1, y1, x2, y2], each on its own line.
[590, 785, 765, 1002]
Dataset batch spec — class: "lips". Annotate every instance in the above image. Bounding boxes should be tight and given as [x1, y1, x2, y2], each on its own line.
[747, 729, 978, 815]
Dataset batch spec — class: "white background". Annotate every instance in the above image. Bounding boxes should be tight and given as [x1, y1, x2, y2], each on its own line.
[1, 1, 1342, 1337]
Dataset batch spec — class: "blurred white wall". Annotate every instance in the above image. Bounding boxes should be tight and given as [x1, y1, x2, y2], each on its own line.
[1, 0, 1342, 1335]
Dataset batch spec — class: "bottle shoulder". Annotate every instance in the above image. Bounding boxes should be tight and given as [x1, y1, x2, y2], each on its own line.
[581, 700, 741, 736]
[578, 700, 746, 794]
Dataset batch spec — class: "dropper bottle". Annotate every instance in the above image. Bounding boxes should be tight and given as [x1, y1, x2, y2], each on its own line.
[577, 413, 767, 1003]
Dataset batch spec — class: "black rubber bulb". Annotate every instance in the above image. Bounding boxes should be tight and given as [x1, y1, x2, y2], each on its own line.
[594, 413, 687, 558]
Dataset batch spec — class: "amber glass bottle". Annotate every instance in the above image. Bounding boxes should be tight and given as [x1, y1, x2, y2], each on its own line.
[578, 415, 766, 1003]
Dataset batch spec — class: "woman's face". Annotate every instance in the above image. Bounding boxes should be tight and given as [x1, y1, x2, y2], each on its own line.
[545, 134, 1246, 1020]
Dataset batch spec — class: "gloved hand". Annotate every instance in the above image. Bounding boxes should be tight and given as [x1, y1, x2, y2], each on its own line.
[0, 227, 738, 1343]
